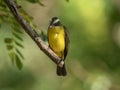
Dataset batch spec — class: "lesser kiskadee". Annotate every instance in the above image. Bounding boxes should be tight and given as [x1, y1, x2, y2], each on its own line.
[47, 17, 70, 76]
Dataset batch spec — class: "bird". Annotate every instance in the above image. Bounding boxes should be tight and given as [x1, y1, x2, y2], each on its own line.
[47, 17, 70, 76]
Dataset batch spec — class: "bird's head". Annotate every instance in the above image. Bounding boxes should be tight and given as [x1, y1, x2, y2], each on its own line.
[50, 17, 61, 26]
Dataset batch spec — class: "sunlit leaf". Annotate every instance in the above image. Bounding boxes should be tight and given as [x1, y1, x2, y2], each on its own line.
[16, 48, 24, 59]
[4, 38, 13, 43]
[13, 32, 23, 41]
[15, 54, 23, 70]
[7, 45, 13, 50]
[15, 41, 24, 48]
[9, 52, 15, 64]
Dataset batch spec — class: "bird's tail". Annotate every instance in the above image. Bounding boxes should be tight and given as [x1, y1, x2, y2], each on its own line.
[56, 63, 67, 76]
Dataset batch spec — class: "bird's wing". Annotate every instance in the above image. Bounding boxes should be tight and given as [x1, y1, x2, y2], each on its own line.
[63, 26, 70, 60]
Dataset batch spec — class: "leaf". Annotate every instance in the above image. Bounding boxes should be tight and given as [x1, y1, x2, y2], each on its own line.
[9, 52, 15, 64]
[66, 0, 69, 2]
[38, 1, 45, 6]
[27, 0, 39, 3]
[15, 41, 24, 48]
[4, 38, 13, 43]
[40, 31, 47, 41]
[27, 0, 45, 6]
[20, 9, 33, 21]
[0, 2, 7, 8]
[12, 24, 23, 34]
[14, 28, 23, 34]
[16, 48, 24, 59]
[15, 54, 23, 70]
[13, 32, 23, 41]
[7, 45, 13, 50]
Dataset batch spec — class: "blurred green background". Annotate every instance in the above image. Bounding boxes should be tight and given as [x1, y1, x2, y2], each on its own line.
[1, 0, 120, 90]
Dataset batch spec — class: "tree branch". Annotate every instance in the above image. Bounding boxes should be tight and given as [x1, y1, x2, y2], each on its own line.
[4, 0, 61, 64]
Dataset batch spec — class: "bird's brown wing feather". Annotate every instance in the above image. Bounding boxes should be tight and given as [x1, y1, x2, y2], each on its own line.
[63, 26, 70, 60]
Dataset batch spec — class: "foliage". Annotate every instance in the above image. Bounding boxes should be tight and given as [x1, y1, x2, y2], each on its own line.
[0, 0, 68, 69]
[0, 0, 44, 69]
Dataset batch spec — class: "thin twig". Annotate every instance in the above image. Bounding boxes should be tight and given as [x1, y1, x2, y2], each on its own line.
[4, 0, 61, 64]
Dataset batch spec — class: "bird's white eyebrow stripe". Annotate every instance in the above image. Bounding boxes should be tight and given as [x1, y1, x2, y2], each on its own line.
[53, 19, 60, 24]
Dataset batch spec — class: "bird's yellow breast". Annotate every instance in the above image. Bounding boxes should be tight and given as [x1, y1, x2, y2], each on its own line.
[48, 26, 65, 53]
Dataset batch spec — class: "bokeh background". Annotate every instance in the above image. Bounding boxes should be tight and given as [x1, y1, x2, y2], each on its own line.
[1, 0, 120, 90]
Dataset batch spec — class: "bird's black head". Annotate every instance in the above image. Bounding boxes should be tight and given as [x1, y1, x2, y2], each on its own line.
[50, 17, 61, 26]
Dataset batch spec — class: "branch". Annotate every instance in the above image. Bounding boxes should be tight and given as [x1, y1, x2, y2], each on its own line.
[4, 0, 61, 64]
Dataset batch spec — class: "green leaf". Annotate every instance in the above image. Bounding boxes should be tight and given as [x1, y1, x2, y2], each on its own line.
[15, 54, 23, 70]
[7, 45, 13, 50]
[4, 38, 13, 43]
[20, 9, 33, 21]
[27, 0, 39, 3]
[0, 2, 7, 8]
[40, 31, 47, 41]
[13, 32, 23, 41]
[27, 0, 45, 6]
[15, 41, 24, 48]
[66, 0, 69, 2]
[9, 52, 15, 64]
[14, 28, 23, 34]
[12, 24, 23, 34]
[16, 48, 24, 59]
